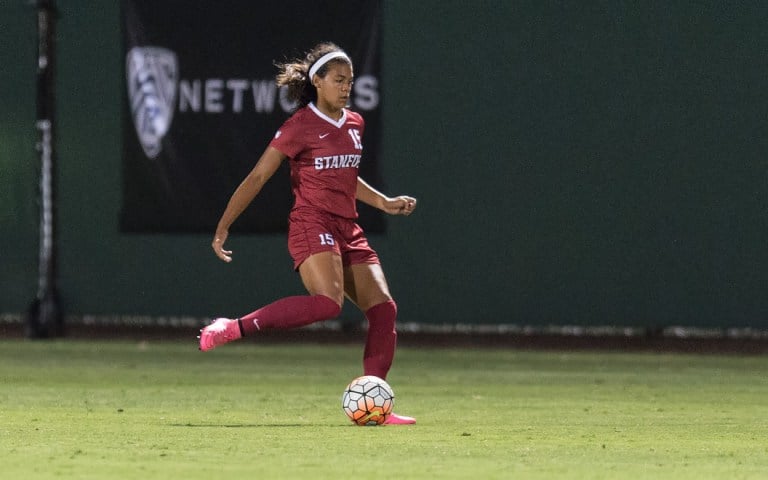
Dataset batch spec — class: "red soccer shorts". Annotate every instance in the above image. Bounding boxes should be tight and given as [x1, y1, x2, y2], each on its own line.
[287, 209, 380, 270]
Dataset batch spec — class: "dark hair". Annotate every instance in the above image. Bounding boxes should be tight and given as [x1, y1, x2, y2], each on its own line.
[275, 42, 351, 109]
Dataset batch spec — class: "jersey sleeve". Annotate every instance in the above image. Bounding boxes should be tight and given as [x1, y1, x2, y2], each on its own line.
[269, 114, 304, 159]
[351, 110, 365, 138]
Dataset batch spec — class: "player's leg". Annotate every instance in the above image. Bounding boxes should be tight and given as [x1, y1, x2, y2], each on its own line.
[298, 250, 345, 306]
[199, 214, 344, 351]
[237, 251, 343, 331]
[340, 219, 396, 378]
[344, 263, 415, 425]
[344, 262, 396, 378]
[199, 252, 342, 351]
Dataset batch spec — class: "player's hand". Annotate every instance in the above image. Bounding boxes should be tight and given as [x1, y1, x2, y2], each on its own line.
[383, 196, 417, 216]
[212, 230, 233, 262]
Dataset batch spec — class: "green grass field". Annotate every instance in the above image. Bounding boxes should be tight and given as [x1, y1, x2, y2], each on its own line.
[1, 339, 766, 479]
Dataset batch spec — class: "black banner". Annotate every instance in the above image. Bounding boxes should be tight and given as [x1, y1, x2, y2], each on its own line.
[121, 0, 383, 233]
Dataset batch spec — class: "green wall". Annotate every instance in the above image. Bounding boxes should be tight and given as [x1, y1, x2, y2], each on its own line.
[1, 1, 38, 311]
[2, 1, 768, 329]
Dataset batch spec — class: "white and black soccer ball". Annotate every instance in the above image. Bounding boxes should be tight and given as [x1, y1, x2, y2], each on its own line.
[341, 375, 394, 426]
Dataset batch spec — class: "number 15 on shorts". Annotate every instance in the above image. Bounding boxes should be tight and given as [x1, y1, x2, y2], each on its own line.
[319, 233, 335, 246]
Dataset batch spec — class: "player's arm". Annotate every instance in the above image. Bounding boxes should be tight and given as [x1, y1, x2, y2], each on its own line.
[356, 177, 417, 216]
[212, 146, 286, 262]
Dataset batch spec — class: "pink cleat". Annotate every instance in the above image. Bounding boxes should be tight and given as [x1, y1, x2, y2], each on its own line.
[198, 318, 241, 352]
[384, 413, 416, 425]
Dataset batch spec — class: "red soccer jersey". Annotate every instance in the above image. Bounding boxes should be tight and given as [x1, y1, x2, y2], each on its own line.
[269, 103, 365, 219]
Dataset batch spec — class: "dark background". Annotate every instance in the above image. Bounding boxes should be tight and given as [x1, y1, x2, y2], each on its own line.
[2, 1, 768, 330]
[121, 0, 383, 233]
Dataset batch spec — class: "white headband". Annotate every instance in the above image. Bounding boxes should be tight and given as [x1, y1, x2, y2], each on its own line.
[308, 51, 351, 81]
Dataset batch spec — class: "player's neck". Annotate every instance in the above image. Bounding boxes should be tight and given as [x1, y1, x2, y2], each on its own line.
[314, 101, 343, 121]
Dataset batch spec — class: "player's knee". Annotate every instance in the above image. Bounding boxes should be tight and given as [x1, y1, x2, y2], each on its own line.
[366, 299, 397, 326]
[379, 299, 397, 318]
[314, 294, 342, 320]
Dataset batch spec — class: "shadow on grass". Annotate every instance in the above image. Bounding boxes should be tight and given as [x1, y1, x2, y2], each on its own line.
[170, 423, 352, 428]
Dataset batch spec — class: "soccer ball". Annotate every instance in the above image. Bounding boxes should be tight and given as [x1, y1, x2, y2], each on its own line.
[341, 375, 394, 426]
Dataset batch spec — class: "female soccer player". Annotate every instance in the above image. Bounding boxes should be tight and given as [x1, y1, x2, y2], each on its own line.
[199, 43, 417, 424]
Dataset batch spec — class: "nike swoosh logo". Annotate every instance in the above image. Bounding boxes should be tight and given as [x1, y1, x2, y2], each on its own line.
[361, 409, 384, 423]
[319, 133, 330, 139]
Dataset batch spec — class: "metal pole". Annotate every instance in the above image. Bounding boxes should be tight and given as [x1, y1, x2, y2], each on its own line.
[27, 0, 63, 338]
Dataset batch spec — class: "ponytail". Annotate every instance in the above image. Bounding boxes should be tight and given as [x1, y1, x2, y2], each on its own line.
[275, 42, 351, 110]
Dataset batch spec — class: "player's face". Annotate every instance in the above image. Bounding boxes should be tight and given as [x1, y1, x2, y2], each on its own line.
[315, 62, 354, 112]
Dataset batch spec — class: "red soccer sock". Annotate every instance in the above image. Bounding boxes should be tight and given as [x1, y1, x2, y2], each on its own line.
[238, 295, 341, 335]
[363, 300, 398, 379]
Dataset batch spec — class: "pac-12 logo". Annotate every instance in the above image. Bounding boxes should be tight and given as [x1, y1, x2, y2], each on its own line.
[126, 46, 178, 159]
